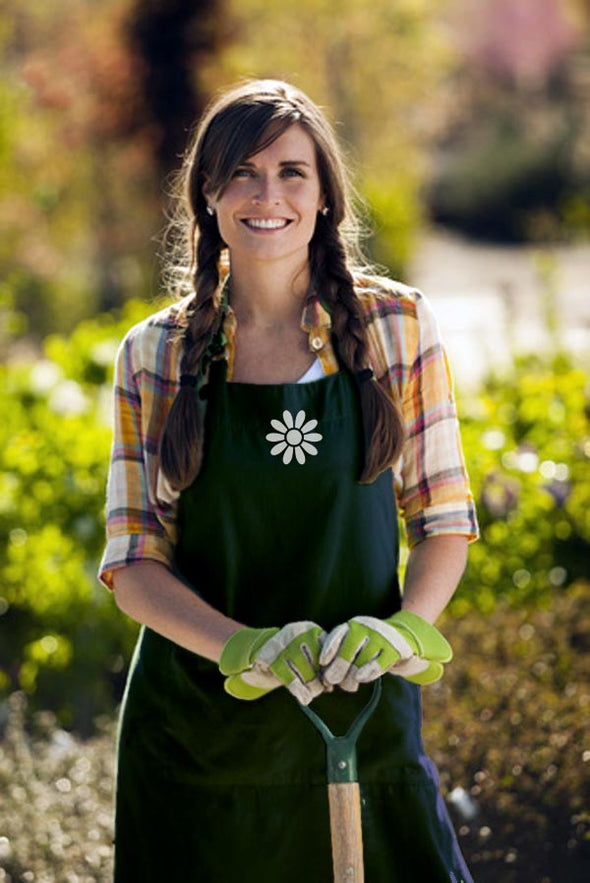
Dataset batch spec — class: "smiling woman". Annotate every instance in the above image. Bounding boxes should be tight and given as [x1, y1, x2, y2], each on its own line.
[99, 79, 478, 882]
[205, 125, 324, 278]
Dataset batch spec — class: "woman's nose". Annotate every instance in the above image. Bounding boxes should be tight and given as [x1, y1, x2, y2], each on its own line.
[252, 175, 280, 205]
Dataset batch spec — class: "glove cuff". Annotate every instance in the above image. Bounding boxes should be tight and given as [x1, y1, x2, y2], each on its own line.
[219, 626, 279, 676]
[223, 673, 277, 700]
[385, 610, 452, 663]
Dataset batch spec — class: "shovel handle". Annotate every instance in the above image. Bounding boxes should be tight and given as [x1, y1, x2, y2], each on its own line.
[328, 782, 364, 882]
[299, 680, 382, 883]
[298, 679, 382, 783]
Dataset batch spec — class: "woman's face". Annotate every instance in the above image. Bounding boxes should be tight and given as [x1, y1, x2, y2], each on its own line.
[205, 124, 324, 270]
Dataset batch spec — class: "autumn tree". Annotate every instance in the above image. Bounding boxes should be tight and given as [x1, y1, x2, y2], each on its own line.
[1, 0, 162, 332]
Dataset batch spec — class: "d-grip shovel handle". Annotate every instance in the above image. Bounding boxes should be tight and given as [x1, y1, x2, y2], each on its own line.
[298, 678, 382, 784]
[298, 679, 382, 883]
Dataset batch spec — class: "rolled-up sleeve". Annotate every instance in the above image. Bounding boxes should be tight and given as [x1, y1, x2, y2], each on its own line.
[98, 330, 175, 589]
[397, 292, 478, 548]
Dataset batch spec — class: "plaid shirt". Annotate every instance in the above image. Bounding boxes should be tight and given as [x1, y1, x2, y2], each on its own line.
[99, 275, 478, 589]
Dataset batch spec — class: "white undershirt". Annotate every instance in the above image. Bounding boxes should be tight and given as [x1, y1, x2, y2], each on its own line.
[296, 357, 325, 384]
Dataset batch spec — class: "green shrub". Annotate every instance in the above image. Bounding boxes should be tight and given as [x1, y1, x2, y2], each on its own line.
[454, 352, 590, 616]
[362, 171, 423, 280]
[428, 109, 582, 242]
[0, 300, 159, 731]
[424, 581, 590, 883]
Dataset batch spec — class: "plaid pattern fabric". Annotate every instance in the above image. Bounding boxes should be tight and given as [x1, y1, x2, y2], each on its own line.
[98, 276, 478, 589]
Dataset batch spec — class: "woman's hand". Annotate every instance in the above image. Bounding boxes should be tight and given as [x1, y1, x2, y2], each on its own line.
[319, 611, 452, 691]
[219, 621, 326, 705]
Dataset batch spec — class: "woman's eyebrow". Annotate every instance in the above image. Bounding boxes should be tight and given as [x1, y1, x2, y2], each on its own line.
[238, 159, 311, 167]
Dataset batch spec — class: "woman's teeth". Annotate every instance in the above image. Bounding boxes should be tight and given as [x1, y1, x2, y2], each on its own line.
[244, 219, 289, 229]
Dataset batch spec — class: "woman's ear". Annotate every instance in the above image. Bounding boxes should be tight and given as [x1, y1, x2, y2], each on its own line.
[202, 179, 216, 217]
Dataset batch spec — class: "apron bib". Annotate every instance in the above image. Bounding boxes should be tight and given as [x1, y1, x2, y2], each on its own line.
[114, 360, 472, 883]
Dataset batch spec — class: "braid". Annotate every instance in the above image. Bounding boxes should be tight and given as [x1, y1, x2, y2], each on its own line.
[312, 227, 406, 483]
[159, 219, 224, 491]
[184, 219, 224, 375]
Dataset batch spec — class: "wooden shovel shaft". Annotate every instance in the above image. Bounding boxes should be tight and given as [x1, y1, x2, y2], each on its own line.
[328, 782, 364, 882]
[298, 681, 381, 882]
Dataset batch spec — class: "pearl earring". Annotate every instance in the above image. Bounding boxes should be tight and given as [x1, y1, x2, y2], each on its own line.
[321, 206, 329, 217]
[206, 204, 215, 216]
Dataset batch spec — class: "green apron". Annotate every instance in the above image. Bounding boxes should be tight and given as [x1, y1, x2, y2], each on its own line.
[114, 357, 472, 883]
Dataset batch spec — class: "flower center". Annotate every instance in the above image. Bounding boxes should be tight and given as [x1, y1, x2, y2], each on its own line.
[286, 428, 303, 446]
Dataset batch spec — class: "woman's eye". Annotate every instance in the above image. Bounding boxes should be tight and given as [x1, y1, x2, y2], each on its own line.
[281, 167, 304, 178]
[232, 166, 305, 179]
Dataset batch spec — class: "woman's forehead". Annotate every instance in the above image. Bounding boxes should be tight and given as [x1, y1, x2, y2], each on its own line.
[247, 123, 317, 166]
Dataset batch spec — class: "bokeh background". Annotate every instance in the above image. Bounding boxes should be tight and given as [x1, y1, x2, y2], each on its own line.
[1, 1, 589, 880]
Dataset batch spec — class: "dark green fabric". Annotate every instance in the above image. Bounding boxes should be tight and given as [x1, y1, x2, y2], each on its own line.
[114, 362, 472, 882]
[176, 362, 400, 630]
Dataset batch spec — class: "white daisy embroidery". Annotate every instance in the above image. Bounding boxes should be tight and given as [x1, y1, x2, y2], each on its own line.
[266, 409, 323, 465]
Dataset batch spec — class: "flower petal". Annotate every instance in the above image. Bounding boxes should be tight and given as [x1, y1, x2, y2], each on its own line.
[300, 418, 318, 433]
[266, 432, 286, 442]
[282, 446, 294, 465]
[295, 446, 306, 465]
[270, 442, 288, 456]
[301, 442, 318, 456]
[271, 419, 287, 433]
[303, 432, 322, 443]
[282, 410, 294, 428]
[294, 409, 306, 429]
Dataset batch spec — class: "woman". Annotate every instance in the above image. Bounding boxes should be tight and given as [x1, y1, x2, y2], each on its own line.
[100, 79, 478, 882]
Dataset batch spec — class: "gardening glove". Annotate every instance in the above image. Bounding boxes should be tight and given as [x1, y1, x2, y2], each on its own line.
[320, 610, 452, 692]
[219, 621, 326, 705]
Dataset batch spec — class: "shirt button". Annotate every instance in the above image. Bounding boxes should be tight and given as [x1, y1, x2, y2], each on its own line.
[310, 335, 323, 351]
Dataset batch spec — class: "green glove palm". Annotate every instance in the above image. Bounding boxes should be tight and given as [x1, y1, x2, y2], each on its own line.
[319, 610, 452, 691]
[219, 621, 326, 705]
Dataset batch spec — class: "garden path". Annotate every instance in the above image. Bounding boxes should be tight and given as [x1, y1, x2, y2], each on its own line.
[409, 227, 590, 388]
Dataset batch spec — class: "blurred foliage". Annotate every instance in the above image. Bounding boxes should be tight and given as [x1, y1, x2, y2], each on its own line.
[429, 109, 579, 241]
[429, 0, 590, 241]
[429, 95, 590, 241]
[455, 351, 590, 615]
[0, 300, 157, 732]
[0, 584, 587, 881]
[0, 692, 116, 881]
[0, 0, 160, 338]
[426, 581, 590, 883]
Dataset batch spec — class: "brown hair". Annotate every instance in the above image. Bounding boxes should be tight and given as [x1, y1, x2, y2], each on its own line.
[160, 79, 405, 489]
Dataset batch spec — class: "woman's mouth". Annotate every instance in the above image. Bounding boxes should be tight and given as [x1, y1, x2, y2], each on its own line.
[241, 218, 292, 230]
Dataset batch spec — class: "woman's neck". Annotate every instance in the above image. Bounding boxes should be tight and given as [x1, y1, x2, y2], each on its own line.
[228, 254, 311, 327]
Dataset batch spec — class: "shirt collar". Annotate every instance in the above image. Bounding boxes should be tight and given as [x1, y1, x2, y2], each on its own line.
[220, 284, 333, 348]
[301, 290, 332, 332]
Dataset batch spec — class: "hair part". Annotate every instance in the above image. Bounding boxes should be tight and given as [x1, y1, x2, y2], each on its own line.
[159, 79, 405, 491]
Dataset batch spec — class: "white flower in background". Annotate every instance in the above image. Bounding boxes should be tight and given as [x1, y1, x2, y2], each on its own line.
[266, 409, 322, 465]
[90, 339, 120, 367]
[48, 380, 90, 416]
[29, 360, 63, 393]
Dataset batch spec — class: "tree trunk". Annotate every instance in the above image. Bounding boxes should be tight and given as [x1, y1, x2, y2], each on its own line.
[126, 0, 224, 178]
